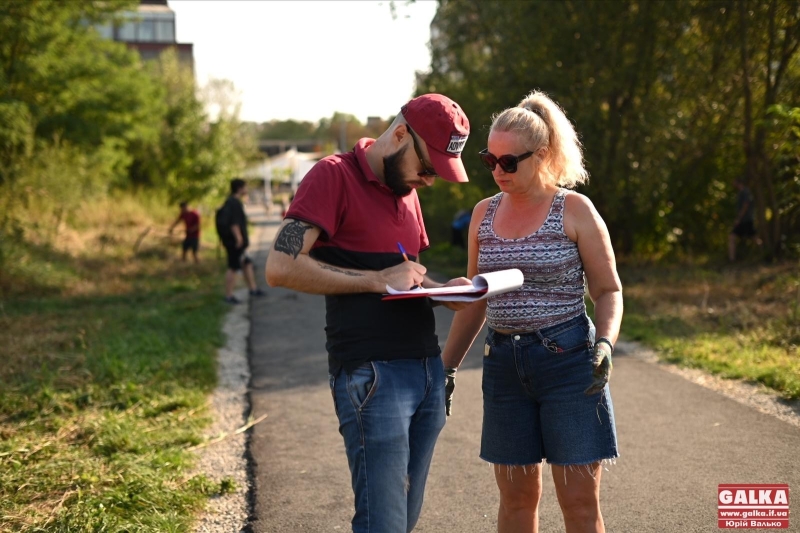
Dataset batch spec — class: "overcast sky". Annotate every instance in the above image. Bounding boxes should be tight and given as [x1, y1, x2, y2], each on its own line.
[169, 0, 439, 124]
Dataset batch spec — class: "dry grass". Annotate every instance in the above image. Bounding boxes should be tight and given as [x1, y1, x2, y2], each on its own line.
[0, 193, 222, 299]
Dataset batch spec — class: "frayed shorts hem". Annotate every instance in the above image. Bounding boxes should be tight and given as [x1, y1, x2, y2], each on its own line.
[479, 454, 620, 468]
[544, 454, 619, 467]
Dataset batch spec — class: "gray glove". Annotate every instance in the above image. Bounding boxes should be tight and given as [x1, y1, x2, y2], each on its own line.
[584, 340, 613, 396]
[445, 367, 457, 416]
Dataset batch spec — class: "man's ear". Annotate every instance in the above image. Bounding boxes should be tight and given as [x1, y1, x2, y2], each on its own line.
[392, 123, 410, 147]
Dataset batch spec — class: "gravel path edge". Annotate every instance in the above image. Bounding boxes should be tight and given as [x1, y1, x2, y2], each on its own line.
[191, 288, 251, 533]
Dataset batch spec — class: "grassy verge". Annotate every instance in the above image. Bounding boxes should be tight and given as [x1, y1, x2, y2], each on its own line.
[619, 261, 800, 399]
[423, 244, 800, 399]
[0, 196, 233, 532]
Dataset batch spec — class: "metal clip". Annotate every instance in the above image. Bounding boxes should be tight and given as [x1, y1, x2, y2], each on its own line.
[542, 337, 563, 353]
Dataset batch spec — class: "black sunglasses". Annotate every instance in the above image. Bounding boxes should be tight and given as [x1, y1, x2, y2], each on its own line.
[479, 149, 534, 173]
[408, 127, 439, 178]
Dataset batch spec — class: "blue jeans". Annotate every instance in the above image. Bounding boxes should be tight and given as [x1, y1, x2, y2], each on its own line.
[329, 356, 446, 533]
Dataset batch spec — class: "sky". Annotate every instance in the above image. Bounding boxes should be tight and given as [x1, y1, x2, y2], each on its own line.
[169, 0, 439, 124]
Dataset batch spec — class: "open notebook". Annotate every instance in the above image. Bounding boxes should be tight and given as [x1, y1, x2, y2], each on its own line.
[382, 268, 524, 302]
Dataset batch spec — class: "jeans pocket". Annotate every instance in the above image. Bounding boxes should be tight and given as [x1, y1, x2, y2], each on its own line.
[347, 362, 377, 410]
[551, 324, 593, 354]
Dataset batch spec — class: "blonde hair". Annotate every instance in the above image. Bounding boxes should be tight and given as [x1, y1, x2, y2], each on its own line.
[490, 90, 588, 188]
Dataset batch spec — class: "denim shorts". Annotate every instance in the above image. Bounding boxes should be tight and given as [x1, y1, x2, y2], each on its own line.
[481, 314, 619, 466]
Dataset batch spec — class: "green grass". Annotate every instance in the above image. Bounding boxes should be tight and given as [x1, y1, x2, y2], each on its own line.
[619, 262, 800, 399]
[0, 198, 235, 532]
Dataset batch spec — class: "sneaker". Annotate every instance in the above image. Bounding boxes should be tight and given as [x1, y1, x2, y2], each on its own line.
[249, 288, 266, 297]
[224, 295, 242, 304]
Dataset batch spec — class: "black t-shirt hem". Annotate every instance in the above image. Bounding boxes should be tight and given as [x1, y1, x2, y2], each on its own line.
[328, 345, 441, 375]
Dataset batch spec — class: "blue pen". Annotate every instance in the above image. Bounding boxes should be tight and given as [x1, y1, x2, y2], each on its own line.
[397, 242, 410, 261]
[397, 242, 420, 289]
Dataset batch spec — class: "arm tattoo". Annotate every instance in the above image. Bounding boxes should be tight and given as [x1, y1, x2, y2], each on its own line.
[274, 220, 313, 259]
[318, 263, 364, 277]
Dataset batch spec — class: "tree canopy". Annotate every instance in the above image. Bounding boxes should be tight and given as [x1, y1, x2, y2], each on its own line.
[416, 0, 800, 259]
[0, 0, 254, 239]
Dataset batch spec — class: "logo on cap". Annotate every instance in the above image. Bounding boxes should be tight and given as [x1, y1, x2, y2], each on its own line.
[447, 134, 468, 155]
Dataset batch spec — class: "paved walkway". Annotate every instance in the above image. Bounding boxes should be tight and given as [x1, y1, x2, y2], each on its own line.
[245, 208, 800, 532]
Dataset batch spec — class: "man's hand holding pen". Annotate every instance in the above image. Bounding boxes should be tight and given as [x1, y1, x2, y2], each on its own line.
[396, 242, 421, 290]
[386, 241, 473, 310]
[382, 260, 427, 292]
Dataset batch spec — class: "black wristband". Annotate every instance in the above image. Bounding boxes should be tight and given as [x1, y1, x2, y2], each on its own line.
[595, 337, 614, 353]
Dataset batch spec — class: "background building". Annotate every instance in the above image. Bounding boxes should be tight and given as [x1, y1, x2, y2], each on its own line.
[95, 0, 194, 70]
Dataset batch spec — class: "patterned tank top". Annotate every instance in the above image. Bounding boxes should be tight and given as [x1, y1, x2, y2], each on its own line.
[477, 189, 586, 331]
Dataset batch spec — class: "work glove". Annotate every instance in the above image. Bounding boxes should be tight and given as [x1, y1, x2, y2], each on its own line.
[584, 339, 613, 396]
[444, 367, 457, 416]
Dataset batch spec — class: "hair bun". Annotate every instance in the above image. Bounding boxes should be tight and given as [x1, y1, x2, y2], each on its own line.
[518, 99, 543, 117]
[527, 105, 545, 119]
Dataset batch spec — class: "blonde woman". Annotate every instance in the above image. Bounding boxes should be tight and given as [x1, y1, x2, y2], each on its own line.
[442, 91, 622, 533]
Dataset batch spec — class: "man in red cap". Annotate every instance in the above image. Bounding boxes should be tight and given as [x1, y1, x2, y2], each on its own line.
[266, 94, 472, 532]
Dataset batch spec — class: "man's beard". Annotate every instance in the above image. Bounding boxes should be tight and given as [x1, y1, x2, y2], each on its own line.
[383, 145, 413, 197]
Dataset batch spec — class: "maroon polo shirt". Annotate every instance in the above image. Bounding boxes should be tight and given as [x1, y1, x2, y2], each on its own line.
[180, 210, 200, 239]
[286, 138, 440, 373]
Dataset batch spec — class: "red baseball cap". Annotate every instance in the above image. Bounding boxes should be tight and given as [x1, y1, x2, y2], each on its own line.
[401, 94, 470, 183]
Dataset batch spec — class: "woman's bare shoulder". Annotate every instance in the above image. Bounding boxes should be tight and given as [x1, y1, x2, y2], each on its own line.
[472, 196, 494, 219]
[563, 190, 604, 240]
[564, 190, 600, 218]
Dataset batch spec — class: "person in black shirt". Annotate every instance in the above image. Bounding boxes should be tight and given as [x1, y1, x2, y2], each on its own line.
[728, 178, 761, 261]
[219, 179, 264, 304]
[265, 94, 473, 532]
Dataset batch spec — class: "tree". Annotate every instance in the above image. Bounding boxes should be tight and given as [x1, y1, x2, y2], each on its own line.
[0, 0, 161, 231]
[259, 119, 318, 141]
[129, 50, 254, 202]
[735, 0, 800, 259]
[416, 0, 800, 259]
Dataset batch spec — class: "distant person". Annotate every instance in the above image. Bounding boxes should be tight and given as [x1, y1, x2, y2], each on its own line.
[728, 177, 760, 261]
[442, 90, 622, 533]
[168, 201, 200, 263]
[216, 179, 265, 304]
[266, 94, 473, 533]
[450, 208, 472, 248]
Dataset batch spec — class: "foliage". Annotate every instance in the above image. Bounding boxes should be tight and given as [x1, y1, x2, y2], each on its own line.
[765, 104, 800, 256]
[129, 50, 255, 203]
[418, 179, 485, 244]
[417, 0, 800, 260]
[259, 118, 319, 141]
[0, 101, 33, 189]
[0, 0, 162, 182]
[0, 1, 255, 271]
[257, 112, 393, 155]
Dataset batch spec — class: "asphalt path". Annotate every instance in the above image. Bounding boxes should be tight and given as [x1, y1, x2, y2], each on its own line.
[245, 208, 800, 533]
